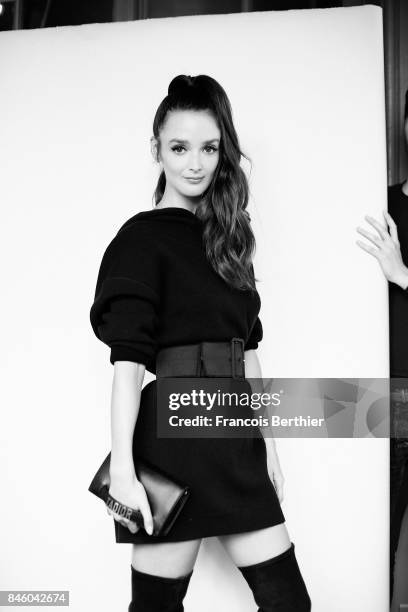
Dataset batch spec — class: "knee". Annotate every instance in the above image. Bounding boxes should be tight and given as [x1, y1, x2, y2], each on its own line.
[238, 542, 312, 611]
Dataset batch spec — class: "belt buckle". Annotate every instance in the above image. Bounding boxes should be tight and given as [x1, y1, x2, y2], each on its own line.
[231, 338, 245, 379]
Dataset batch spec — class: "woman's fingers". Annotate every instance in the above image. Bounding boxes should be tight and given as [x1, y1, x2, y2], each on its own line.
[356, 226, 381, 247]
[274, 474, 284, 504]
[364, 215, 388, 240]
[127, 520, 138, 534]
[355, 240, 380, 260]
[266, 455, 285, 504]
[355, 213, 392, 260]
[357, 212, 408, 284]
[106, 505, 140, 533]
[137, 488, 154, 536]
[122, 520, 138, 533]
[117, 513, 139, 532]
[105, 482, 154, 536]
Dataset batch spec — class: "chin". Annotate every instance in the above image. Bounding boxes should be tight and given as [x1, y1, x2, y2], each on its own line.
[180, 184, 208, 196]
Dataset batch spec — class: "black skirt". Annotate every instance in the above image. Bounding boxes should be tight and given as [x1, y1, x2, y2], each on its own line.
[114, 345, 286, 543]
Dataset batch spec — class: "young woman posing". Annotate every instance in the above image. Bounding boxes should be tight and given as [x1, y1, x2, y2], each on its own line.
[90, 74, 311, 611]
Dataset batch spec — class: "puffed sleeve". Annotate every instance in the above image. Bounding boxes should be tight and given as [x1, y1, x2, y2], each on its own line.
[89, 223, 161, 370]
[244, 316, 263, 351]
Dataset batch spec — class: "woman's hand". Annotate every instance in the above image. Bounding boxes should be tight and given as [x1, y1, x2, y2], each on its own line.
[266, 446, 285, 504]
[356, 211, 408, 289]
[107, 473, 154, 536]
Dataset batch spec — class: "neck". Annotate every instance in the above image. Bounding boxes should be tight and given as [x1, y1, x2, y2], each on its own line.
[402, 179, 408, 197]
[158, 186, 202, 214]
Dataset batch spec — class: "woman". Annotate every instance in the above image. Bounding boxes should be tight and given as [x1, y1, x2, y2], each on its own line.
[90, 74, 311, 611]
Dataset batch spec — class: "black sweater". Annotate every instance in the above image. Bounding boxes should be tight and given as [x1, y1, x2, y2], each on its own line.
[90, 207, 263, 374]
[388, 183, 408, 378]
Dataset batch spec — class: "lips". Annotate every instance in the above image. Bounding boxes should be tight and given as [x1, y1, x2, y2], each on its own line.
[185, 177, 204, 182]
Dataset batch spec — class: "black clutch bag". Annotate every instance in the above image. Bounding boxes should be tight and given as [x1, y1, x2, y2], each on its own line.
[88, 452, 191, 537]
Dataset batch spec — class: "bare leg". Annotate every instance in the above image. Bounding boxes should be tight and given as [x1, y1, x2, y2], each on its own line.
[218, 522, 290, 566]
[131, 538, 202, 578]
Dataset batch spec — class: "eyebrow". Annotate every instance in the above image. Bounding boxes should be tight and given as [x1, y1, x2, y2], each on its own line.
[169, 138, 220, 144]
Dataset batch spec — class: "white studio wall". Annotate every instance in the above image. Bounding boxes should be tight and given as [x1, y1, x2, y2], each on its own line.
[0, 5, 387, 611]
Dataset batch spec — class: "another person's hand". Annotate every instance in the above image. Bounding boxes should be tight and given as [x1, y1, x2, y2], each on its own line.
[107, 473, 154, 535]
[356, 210, 408, 289]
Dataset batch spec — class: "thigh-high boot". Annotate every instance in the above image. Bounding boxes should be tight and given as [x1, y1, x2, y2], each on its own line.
[237, 542, 311, 611]
[128, 564, 193, 612]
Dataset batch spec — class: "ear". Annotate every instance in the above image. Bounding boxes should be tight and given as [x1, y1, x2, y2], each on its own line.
[150, 137, 160, 164]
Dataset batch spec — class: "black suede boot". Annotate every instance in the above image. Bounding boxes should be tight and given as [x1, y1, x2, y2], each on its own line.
[128, 564, 193, 612]
[237, 542, 311, 611]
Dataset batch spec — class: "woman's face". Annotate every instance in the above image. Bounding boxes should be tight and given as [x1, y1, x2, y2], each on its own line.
[154, 109, 221, 200]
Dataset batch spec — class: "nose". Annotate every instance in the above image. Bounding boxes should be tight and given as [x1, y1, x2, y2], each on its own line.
[188, 151, 202, 172]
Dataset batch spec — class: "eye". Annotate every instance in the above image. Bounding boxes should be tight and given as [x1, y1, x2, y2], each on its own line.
[171, 145, 185, 153]
[204, 145, 218, 154]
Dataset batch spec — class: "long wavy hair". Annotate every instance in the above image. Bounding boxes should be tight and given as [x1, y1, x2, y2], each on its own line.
[152, 74, 258, 292]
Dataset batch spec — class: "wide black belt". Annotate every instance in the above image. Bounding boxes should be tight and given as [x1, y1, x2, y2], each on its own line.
[156, 338, 246, 379]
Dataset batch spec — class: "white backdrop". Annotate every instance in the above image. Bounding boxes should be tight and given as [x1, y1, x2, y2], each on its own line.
[0, 5, 388, 611]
